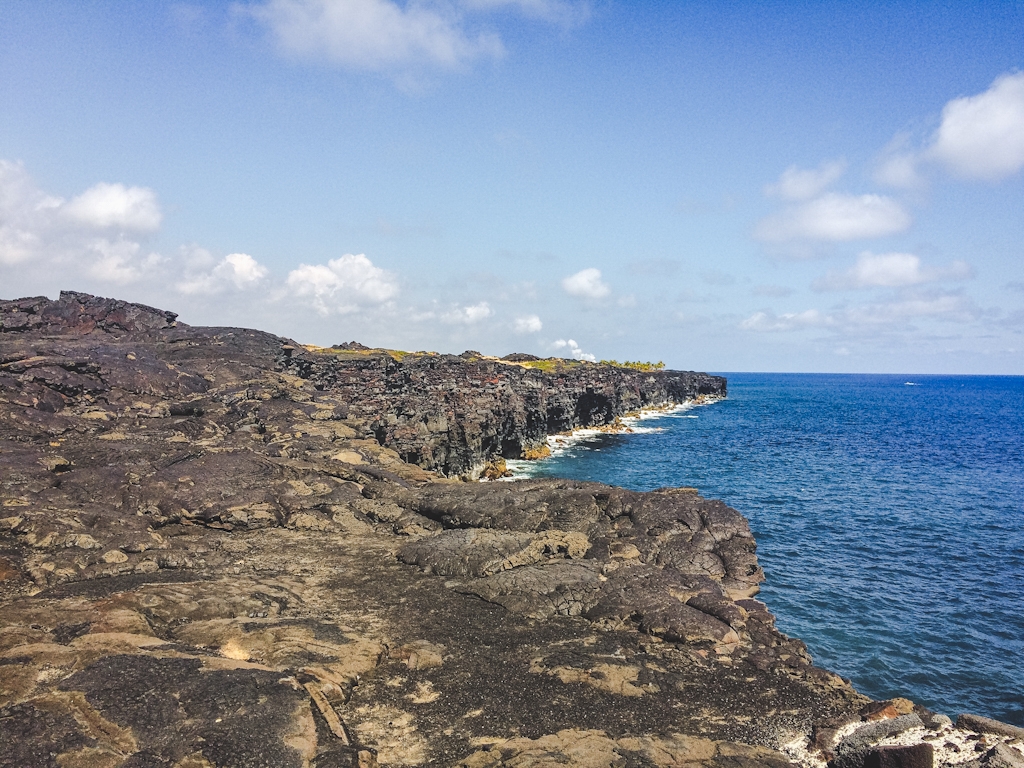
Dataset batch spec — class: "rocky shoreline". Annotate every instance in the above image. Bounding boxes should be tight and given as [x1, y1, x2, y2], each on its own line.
[0, 291, 1021, 768]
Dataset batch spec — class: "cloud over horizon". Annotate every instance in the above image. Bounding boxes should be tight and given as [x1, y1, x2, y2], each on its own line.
[813, 252, 973, 291]
[514, 314, 542, 333]
[552, 338, 595, 361]
[64, 182, 163, 232]
[285, 253, 400, 315]
[754, 192, 912, 243]
[178, 249, 270, 295]
[442, 300, 493, 324]
[561, 267, 610, 299]
[0, 160, 276, 293]
[0, 160, 164, 283]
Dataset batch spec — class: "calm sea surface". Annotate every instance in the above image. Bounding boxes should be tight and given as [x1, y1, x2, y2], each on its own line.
[512, 373, 1024, 725]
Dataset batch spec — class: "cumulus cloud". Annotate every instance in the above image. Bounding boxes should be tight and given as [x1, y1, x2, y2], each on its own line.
[813, 252, 972, 291]
[552, 338, 595, 361]
[85, 240, 165, 285]
[0, 161, 61, 266]
[178, 249, 270, 294]
[245, 0, 504, 71]
[754, 193, 911, 242]
[877, 72, 1024, 187]
[0, 160, 164, 282]
[514, 314, 542, 333]
[64, 182, 162, 232]
[764, 159, 846, 201]
[442, 301, 493, 324]
[286, 253, 399, 315]
[561, 267, 610, 299]
[928, 71, 1024, 181]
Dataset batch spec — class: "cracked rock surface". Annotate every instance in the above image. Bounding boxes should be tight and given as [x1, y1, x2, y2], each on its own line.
[5, 291, 1011, 768]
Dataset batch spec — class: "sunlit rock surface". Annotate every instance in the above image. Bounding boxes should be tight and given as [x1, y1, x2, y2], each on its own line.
[1, 292, 1018, 768]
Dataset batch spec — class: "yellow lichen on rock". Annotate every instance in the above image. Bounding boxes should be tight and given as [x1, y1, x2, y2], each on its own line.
[522, 444, 551, 460]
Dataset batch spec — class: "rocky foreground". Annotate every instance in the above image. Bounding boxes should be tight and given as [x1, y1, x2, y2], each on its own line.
[1, 292, 1022, 768]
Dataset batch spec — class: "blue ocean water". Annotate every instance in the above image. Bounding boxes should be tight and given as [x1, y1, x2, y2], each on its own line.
[514, 373, 1024, 725]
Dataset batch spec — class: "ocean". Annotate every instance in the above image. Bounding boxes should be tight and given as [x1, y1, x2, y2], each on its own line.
[508, 373, 1024, 726]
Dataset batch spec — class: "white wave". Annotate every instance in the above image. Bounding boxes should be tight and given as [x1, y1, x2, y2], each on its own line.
[501, 396, 723, 480]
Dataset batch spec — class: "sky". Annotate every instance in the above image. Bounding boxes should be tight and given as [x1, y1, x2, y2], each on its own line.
[1, 1, 1023, 374]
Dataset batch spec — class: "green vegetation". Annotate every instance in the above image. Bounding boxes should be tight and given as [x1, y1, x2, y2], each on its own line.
[308, 346, 664, 372]
[516, 358, 665, 373]
[517, 358, 584, 372]
[599, 360, 666, 371]
[310, 345, 421, 362]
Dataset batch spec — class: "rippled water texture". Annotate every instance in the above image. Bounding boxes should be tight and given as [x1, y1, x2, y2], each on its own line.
[517, 374, 1024, 725]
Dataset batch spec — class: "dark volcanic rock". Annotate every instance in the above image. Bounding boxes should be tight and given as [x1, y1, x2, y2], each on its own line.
[11, 291, 1014, 768]
[957, 715, 1024, 740]
[278, 341, 725, 478]
[0, 290, 180, 336]
[864, 745, 935, 768]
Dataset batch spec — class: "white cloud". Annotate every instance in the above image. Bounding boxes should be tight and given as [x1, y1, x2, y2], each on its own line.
[64, 182, 162, 232]
[0, 161, 60, 266]
[85, 240, 165, 285]
[246, 0, 504, 71]
[740, 309, 831, 332]
[873, 136, 925, 189]
[178, 250, 270, 294]
[220, 252, 269, 288]
[928, 71, 1024, 181]
[813, 252, 973, 291]
[442, 301, 493, 324]
[0, 160, 163, 283]
[561, 267, 610, 299]
[876, 72, 1024, 187]
[514, 314, 542, 333]
[286, 253, 399, 315]
[764, 159, 846, 201]
[754, 192, 911, 242]
[552, 338, 595, 361]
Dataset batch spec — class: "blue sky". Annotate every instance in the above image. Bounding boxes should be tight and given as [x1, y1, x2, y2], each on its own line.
[2, 1, 1023, 373]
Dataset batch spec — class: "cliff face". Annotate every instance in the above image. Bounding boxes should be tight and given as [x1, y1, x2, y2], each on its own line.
[1, 290, 725, 480]
[280, 346, 726, 477]
[3, 292, 1003, 768]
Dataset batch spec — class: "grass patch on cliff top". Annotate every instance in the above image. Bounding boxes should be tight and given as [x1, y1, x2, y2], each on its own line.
[599, 360, 665, 371]
[305, 344, 432, 362]
[514, 358, 584, 372]
[514, 359, 664, 373]
[305, 346, 665, 373]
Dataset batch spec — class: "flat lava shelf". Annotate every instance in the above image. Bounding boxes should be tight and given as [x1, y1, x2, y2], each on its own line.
[1, 292, 1022, 768]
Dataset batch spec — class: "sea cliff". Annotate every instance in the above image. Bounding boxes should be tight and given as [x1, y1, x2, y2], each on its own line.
[1, 292, 1021, 768]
